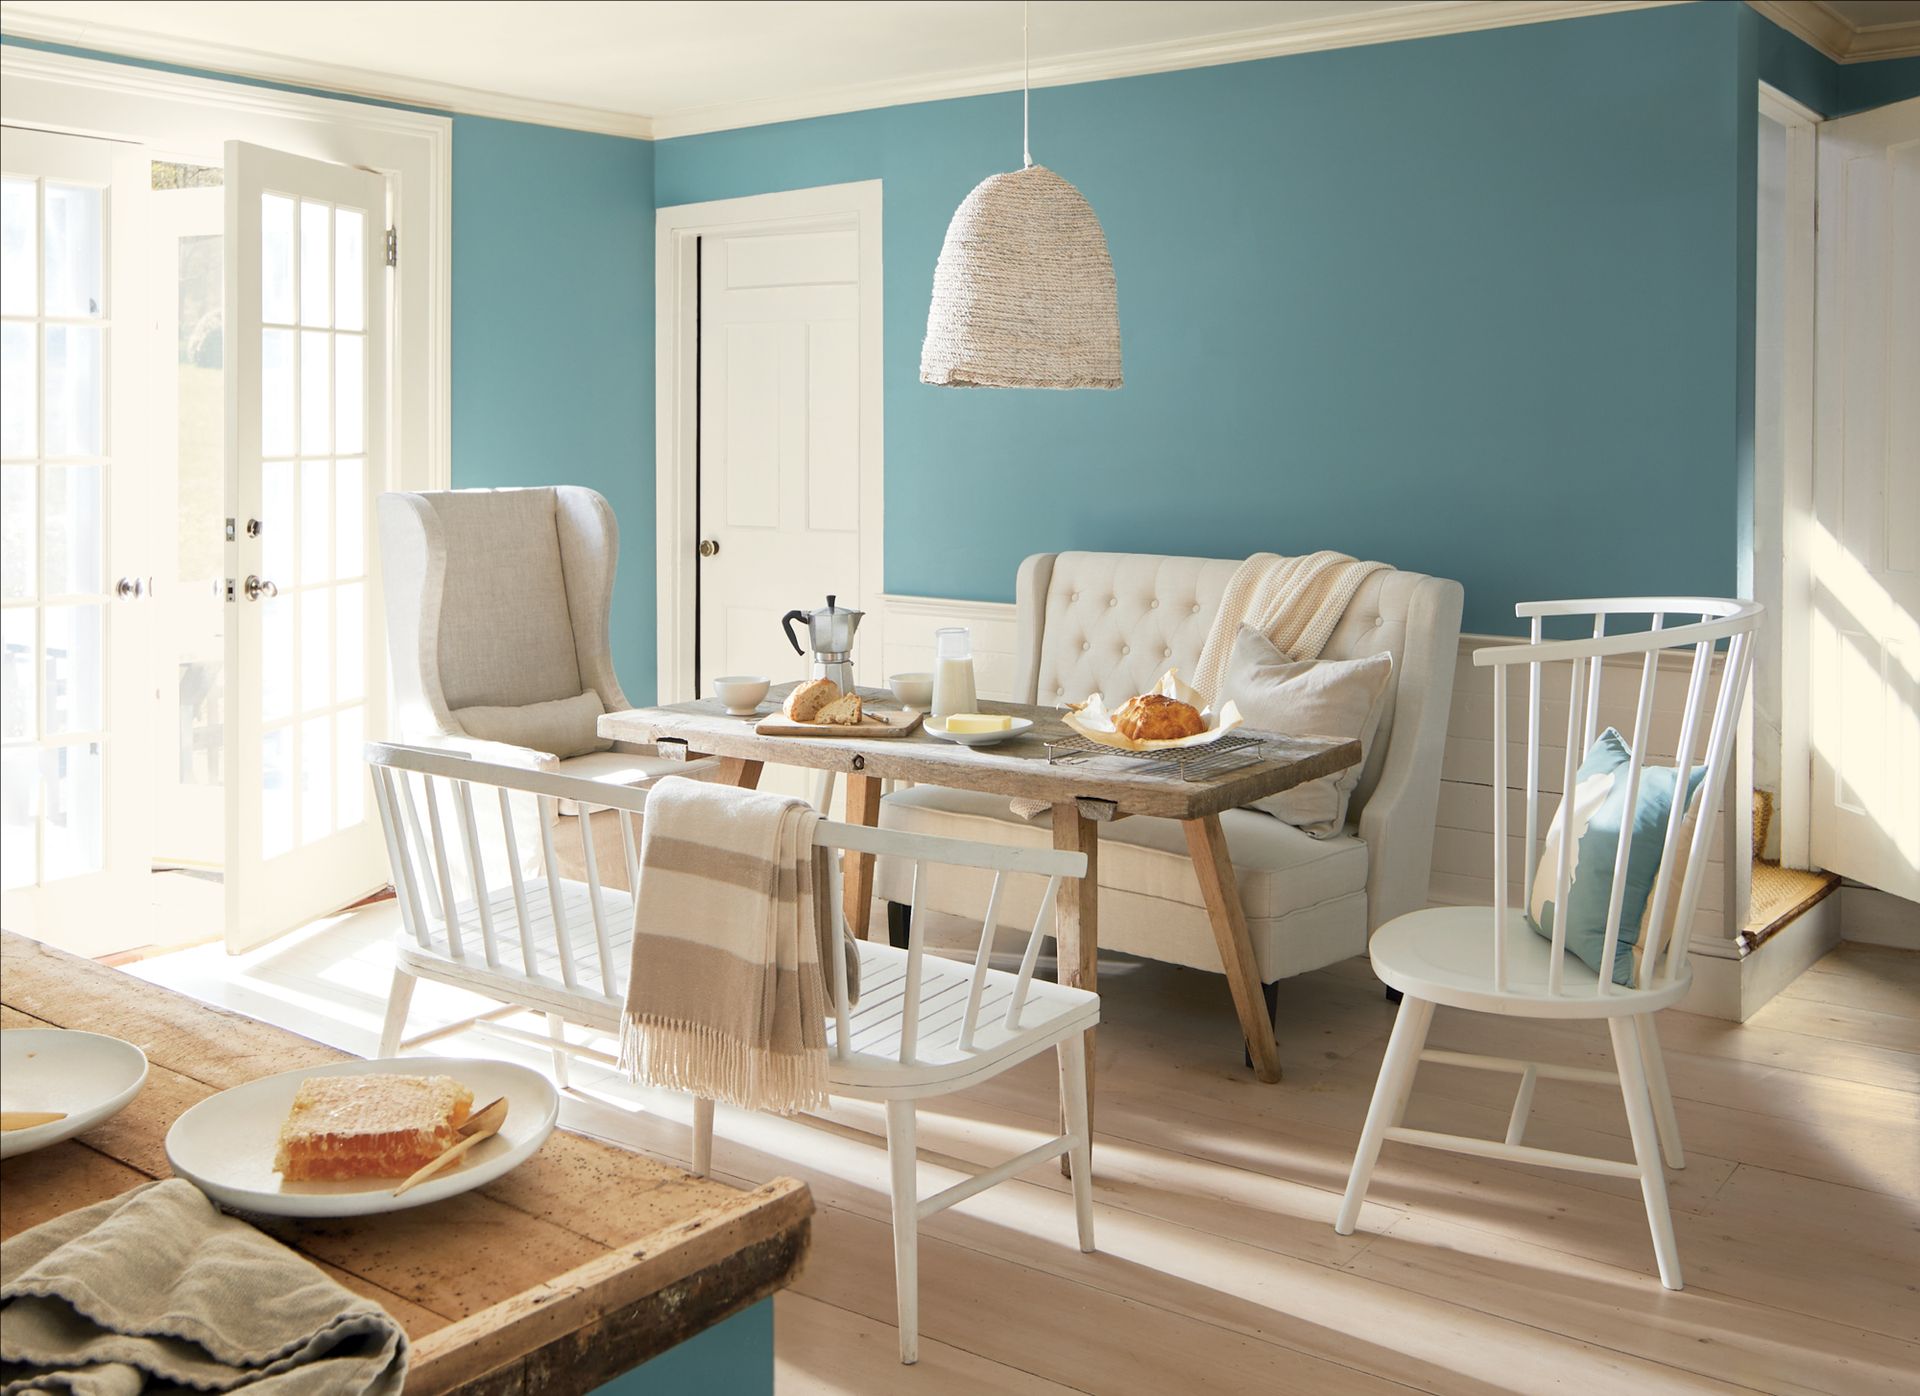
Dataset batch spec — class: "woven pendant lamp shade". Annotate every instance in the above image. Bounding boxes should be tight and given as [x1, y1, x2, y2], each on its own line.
[920, 164, 1122, 389]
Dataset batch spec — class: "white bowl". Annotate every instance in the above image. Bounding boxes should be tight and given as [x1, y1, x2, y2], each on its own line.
[713, 675, 771, 715]
[889, 672, 934, 709]
[926, 715, 1034, 747]
[0, 1029, 149, 1159]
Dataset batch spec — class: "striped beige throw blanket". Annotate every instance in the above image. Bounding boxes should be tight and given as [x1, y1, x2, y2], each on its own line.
[620, 776, 854, 1115]
[1190, 551, 1389, 700]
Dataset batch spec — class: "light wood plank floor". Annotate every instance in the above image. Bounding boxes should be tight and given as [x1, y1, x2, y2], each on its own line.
[131, 917, 1919, 1395]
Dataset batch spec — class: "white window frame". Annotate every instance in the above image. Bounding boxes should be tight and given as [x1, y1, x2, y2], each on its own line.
[0, 44, 452, 495]
[654, 180, 884, 704]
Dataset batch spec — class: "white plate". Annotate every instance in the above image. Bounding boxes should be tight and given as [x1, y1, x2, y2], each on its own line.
[1, 1029, 149, 1159]
[165, 1056, 558, 1218]
[925, 716, 1034, 747]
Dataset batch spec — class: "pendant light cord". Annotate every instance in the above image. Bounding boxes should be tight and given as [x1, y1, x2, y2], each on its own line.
[1023, 0, 1032, 168]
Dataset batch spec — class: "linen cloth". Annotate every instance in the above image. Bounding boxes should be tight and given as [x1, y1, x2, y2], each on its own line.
[619, 776, 854, 1115]
[1190, 551, 1390, 702]
[0, 1179, 405, 1396]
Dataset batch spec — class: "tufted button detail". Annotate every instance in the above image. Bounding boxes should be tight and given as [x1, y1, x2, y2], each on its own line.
[1163, 647, 1172, 658]
[1191, 603, 1201, 613]
[1107, 596, 1117, 607]
[1121, 645, 1130, 655]
[1082, 641, 1091, 651]
[1374, 616, 1384, 626]
[1069, 592, 1079, 602]
[1149, 599, 1159, 609]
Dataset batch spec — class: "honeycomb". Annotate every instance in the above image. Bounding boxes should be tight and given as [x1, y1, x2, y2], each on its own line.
[273, 1073, 474, 1181]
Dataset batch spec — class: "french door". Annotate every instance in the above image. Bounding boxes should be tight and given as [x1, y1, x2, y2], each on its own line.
[0, 127, 153, 952]
[223, 141, 388, 950]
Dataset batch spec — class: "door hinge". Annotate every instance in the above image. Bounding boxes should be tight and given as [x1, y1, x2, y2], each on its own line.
[385, 227, 398, 267]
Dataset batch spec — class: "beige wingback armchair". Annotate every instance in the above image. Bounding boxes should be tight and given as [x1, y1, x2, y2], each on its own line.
[376, 485, 692, 787]
[878, 551, 1463, 1012]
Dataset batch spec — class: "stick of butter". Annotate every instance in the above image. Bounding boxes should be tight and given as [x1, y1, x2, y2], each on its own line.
[944, 713, 1013, 734]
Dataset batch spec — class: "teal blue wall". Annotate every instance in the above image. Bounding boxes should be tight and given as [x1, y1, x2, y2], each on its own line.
[657, 2, 1756, 636]
[590, 1298, 773, 1394]
[449, 119, 657, 702]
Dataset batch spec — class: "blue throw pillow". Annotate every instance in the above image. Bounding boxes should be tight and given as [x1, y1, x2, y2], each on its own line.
[1527, 729, 1707, 986]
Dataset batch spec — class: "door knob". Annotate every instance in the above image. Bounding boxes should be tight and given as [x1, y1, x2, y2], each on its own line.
[698, 539, 720, 559]
[114, 577, 143, 599]
[244, 575, 278, 601]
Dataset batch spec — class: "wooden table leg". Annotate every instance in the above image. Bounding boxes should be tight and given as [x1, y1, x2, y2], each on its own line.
[1183, 813, 1283, 1084]
[1052, 802, 1099, 1176]
[716, 757, 763, 790]
[842, 773, 883, 940]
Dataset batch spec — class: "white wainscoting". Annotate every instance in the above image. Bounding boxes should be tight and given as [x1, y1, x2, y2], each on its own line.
[878, 598, 1740, 952]
[880, 594, 1022, 701]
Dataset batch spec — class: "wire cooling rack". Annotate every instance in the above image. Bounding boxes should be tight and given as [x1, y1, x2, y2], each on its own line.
[1041, 732, 1275, 782]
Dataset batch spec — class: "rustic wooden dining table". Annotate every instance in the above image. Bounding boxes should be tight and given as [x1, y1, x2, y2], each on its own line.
[600, 685, 1362, 1095]
[0, 933, 811, 1395]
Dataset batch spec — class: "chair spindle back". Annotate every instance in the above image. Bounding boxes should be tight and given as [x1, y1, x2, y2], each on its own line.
[1476, 598, 1759, 999]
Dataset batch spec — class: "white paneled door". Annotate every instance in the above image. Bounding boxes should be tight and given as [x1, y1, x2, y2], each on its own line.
[0, 127, 153, 951]
[223, 141, 388, 950]
[1810, 97, 1920, 901]
[697, 229, 861, 694]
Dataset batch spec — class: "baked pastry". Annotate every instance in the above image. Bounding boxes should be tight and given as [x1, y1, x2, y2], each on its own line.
[784, 679, 865, 725]
[783, 678, 841, 723]
[274, 1074, 474, 1181]
[1112, 692, 1206, 742]
[815, 692, 865, 725]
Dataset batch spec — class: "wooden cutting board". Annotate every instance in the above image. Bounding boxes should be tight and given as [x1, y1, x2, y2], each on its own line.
[754, 707, 925, 738]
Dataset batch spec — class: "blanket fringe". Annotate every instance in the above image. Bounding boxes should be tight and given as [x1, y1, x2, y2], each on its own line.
[619, 1013, 828, 1116]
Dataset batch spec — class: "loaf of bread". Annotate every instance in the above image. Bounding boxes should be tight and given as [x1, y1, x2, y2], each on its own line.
[783, 680, 865, 726]
[784, 678, 841, 723]
[815, 692, 864, 725]
[1112, 692, 1206, 742]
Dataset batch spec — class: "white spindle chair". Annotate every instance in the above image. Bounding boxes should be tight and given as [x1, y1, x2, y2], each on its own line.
[366, 741, 1097, 1365]
[1334, 597, 1759, 1290]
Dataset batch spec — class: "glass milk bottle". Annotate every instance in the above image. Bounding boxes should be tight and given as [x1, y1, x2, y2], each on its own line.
[931, 626, 979, 719]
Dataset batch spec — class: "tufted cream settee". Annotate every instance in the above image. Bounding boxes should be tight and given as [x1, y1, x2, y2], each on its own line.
[877, 552, 1464, 1013]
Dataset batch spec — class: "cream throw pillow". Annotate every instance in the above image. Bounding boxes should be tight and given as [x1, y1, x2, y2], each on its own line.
[451, 690, 613, 760]
[1221, 625, 1393, 838]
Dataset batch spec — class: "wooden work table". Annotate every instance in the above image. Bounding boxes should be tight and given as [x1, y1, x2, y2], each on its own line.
[0, 933, 812, 1395]
[601, 686, 1361, 1090]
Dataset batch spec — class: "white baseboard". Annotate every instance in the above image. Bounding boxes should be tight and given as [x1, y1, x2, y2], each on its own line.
[1840, 883, 1920, 950]
[1677, 892, 1842, 1021]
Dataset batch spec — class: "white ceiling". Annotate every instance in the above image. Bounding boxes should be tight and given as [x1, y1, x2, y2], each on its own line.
[0, 0, 1678, 137]
[3, 1, 1914, 137]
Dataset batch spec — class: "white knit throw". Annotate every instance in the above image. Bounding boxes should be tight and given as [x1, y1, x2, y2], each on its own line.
[1190, 551, 1390, 701]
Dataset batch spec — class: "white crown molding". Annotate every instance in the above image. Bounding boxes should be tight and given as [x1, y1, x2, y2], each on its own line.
[648, 1, 1682, 139]
[1748, 0, 1920, 62]
[0, 4, 656, 138]
[1, 1, 1691, 143]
